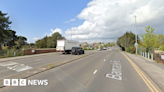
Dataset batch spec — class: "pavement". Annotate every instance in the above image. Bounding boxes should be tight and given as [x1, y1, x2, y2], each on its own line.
[124, 51, 164, 91]
[0, 49, 163, 92]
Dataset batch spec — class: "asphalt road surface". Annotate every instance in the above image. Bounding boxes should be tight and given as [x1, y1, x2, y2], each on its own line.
[0, 49, 161, 92]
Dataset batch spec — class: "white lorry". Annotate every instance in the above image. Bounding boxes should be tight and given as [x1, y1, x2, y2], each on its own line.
[56, 39, 80, 54]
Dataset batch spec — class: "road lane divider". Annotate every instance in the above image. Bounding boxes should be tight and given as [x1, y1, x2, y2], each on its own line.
[104, 59, 106, 61]
[121, 52, 159, 92]
[93, 70, 97, 74]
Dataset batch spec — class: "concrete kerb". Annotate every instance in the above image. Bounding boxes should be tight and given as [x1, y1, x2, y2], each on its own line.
[122, 51, 164, 91]
[0, 53, 94, 89]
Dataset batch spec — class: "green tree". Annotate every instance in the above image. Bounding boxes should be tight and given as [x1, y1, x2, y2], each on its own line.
[107, 42, 111, 46]
[0, 11, 12, 53]
[16, 36, 27, 48]
[5, 30, 18, 49]
[141, 26, 159, 53]
[158, 34, 164, 46]
[99, 42, 101, 44]
[117, 31, 139, 51]
[111, 42, 115, 46]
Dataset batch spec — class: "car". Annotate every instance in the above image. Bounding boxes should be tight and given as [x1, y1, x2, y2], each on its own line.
[97, 49, 101, 51]
[71, 47, 84, 55]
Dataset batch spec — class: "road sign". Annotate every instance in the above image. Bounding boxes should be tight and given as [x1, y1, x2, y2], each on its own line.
[31, 50, 35, 53]
[161, 55, 164, 60]
[134, 43, 138, 47]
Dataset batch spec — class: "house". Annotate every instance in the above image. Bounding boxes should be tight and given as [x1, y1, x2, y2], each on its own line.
[93, 43, 101, 49]
[80, 42, 87, 48]
[101, 42, 105, 46]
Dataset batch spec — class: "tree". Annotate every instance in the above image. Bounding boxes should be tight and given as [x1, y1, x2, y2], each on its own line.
[0, 11, 12, 53]
[158, 34, 164, 46]
[107, 42, 111, 46]
[36, 32, 65, 48]
[5, 30, 18, 49]
[99, 42, 101, 44]
[111, 42, 115, 46]
[117, 31, 139, 51]
[141, 26, 159, 53]
[16, 36, 27, 48]
[50, 32, 64, 48]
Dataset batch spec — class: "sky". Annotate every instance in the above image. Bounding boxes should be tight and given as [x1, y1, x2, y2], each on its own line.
[0, 0, 164, 44]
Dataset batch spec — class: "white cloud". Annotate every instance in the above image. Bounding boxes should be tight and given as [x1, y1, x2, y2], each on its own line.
[64, 19, 76, 23]
[65, 0, 164, 43]
[33, 37, 40, 41]
[49, 28, 63, 36]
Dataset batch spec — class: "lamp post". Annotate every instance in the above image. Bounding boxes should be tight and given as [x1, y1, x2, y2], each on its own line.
[134, 15, 138, 55]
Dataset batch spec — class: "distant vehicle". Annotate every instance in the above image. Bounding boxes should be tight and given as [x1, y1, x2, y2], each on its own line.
[56, 39, 80, 54]
[71, 47, 84, 55]
[103, 47, 107, 50]
[97, 49, 101, 51]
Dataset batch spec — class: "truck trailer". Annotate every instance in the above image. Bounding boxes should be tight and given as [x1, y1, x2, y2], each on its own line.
[56, 39, 80, 54]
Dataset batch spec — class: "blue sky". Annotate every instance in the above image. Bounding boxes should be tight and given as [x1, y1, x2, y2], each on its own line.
[1, 0, 164, 44]
[0, 0, 91, 43]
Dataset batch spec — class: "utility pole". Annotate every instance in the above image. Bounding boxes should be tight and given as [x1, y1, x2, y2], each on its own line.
[134, 15, 138, 55]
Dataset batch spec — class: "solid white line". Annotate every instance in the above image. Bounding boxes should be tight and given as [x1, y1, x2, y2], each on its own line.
[93, 70, 97, 74]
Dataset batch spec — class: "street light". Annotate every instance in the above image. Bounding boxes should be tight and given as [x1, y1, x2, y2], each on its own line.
[134, 15, 138, 55]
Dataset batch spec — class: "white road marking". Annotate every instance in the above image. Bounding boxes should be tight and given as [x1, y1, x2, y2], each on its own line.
[106, 60, 122, 80]
[0, 62, 18, 66]
[0, 62, 33, 72]
[35, 59, 42, 61]
[16, 67, 33, 72]
[93, 70, 97, 74]
[104, 59, 106, 61]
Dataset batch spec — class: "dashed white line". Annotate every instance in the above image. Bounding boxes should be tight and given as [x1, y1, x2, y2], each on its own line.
[93, 70, 97, 74]
[104, 59, 106, 61]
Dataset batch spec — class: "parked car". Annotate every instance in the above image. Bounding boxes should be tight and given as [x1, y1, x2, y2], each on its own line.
[97, 49, 101, 51]
[71, 47, 84, 55]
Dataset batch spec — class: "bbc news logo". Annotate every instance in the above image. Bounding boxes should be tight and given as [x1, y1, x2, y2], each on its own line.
[3, 79, 48, 86]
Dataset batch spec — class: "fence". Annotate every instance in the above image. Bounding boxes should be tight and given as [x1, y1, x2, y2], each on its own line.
[140, 49, 164, 64]
[0, 48, 56, 58]
[23, 48, 56, 55]
[154, 51, 164, 64]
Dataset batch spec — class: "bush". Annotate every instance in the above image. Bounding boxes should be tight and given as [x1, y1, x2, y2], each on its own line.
[130, 46, 136, 54]
[0, 47, 24, 58]
[82, 47, 87, 50]
[126, 47, 131, 52]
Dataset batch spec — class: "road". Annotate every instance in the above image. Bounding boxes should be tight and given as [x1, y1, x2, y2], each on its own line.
[0, 49, 161, 92]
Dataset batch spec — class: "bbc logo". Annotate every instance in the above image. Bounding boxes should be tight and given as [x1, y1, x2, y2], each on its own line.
[4, 79, 26, 86]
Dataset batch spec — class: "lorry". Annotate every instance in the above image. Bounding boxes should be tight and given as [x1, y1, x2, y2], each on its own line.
[56, 39, 84, 54]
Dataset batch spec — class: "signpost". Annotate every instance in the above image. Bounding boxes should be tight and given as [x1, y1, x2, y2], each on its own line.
[32, 50, 35, 53]
[161, 55, 164, 60]
[134, 43, 138, 55]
